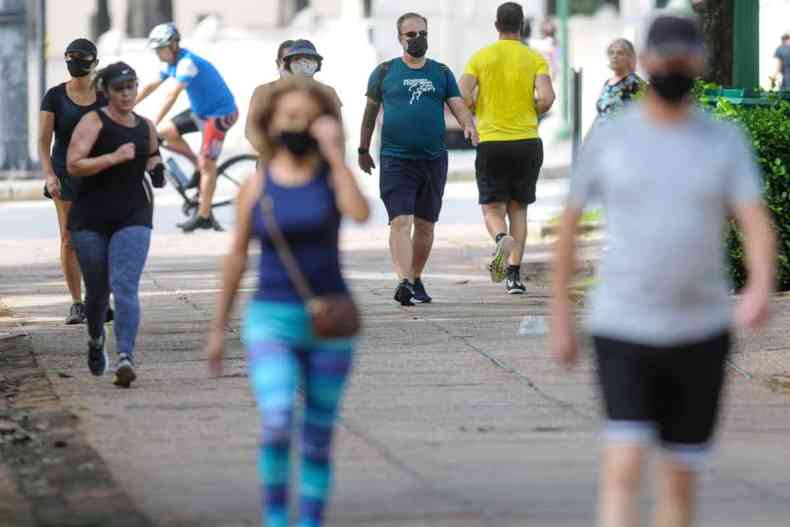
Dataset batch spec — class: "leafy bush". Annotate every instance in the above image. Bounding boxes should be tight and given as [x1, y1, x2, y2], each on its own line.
[697, 85, 790, 290]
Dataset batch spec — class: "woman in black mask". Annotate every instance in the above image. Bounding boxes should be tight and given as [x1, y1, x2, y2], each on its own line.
[39, 38, 107, 325]
[207, 77, 368, 527]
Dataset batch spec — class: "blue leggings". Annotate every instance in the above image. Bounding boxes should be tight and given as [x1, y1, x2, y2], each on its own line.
[70, 226, 151, 356]
[244, 301, 353, 527]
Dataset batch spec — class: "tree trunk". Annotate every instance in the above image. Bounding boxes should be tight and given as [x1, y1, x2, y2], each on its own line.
[126, 0, 174, 38]
[693, 0, 734, 86]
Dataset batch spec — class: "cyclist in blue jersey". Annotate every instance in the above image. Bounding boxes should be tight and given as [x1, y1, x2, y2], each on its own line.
[136, 23, 239, 232]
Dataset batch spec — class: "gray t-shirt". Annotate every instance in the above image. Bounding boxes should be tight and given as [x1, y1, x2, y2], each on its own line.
[569, 106, 763, 346]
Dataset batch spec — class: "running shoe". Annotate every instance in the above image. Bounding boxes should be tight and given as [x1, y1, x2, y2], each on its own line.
[394, 279, 415, 306]
[65, 302, 85, 325]
[488, 235, 514, 283]
[208, 214, 225, 232]
[87, 333, 108, 376]
[178, 214, 214, 233]
[412, 278, 432, 304]
[113, 354, 136, 388]
[506, 275, 527, 295]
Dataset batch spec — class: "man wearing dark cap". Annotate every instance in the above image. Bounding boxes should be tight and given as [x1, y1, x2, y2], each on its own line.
[551, 15, 776, 526]
[245, 39, 342, 155]
[770, 30, 790, 90]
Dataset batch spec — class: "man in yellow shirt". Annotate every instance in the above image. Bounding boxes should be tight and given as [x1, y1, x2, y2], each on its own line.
[460, 2, 555, 294]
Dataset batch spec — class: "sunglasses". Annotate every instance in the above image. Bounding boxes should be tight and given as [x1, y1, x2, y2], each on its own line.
[400, 30, 428, 39]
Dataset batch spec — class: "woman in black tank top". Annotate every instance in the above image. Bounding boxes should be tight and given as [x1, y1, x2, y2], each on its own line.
[66, 62, 164, 388]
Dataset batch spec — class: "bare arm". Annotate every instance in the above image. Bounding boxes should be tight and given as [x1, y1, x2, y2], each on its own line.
[732, 201, 777, 330]
[206, 172, 260, 375]
[311, 117, 369, 223]
[135, 78, 165, 106]
[245, 84, 270, 155]
[154, 82, 186, 126]
[38, 111, 58, 192]
[458, 73, 478, 112]
[535, 75, 556, 115]
[357, 97, 381, 174]
[67, 112, 120, 177]
[550, 206, 584, 368]
[359, 97, 380, 151]
[447, 96, 479, 146]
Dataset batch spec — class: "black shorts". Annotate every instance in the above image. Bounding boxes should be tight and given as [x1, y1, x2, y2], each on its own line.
[171, 109, 239, 160]
[475, 139, 543, 205]
[594, 332, 730, 468]
[379, 152, 448, 223]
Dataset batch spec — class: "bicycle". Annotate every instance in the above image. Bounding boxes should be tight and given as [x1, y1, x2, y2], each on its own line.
[161, 149, 259, 217]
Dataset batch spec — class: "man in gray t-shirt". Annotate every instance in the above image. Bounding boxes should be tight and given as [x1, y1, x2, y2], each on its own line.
[551, 15, 776, 527]
[770, 31, 790, 89]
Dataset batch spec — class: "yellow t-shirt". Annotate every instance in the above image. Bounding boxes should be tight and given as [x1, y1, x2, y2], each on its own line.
[464, 40, 550, 142]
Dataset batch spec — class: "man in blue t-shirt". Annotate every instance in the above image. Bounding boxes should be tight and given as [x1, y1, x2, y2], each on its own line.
[136, 23, 238, 232]
[358, 12, 478, 306]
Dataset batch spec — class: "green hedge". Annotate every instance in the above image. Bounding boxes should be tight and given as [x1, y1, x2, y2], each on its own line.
[696, 85, 790, 290]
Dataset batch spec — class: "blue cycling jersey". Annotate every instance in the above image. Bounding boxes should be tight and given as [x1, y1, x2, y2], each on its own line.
[159, 48, 236, 118]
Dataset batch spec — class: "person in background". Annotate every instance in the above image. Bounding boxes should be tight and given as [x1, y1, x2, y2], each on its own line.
[247, 39, 342, 155]
[67, 62, 162, 388]
[359, 12, 478, 306]
[769, 30, 790, 90]
[207, 77, 369, 527]
[136, 22, 238, 232]
[594, 38, 645, 124]
[39, 38, 106, 325]
[532, 19, 559, 81]
[552, 15, 776, 527]
[460, 2, 555, 294]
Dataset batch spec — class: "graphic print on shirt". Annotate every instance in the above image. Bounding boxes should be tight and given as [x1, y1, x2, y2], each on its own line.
[403, 79, 436, 104]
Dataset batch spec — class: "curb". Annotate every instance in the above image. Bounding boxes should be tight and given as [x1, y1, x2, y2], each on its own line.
[0, 180, 44, 203]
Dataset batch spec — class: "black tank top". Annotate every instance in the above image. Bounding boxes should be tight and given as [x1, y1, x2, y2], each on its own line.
[68, 110, 154, 234]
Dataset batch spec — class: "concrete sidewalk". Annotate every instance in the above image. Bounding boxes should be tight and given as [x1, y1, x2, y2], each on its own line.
[1, 227, 789, 526]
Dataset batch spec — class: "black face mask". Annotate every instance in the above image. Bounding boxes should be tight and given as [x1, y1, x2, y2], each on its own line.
[406, 35, 428, 58]
[278, 131, 318, 158]
[67, 58, 94, 78]
[650, 71, 694, 103]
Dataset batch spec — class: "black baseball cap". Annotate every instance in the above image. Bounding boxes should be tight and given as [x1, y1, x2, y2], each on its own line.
[646, 14, 704, 57]
[103, 62, 138, 87]
[65, 38, 97, 58]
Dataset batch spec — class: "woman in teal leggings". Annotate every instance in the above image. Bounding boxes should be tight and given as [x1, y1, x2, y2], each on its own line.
[207, 77, 369, 527]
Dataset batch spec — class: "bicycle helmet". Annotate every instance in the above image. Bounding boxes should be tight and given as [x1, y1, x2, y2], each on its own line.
[148, 23, 181, 49]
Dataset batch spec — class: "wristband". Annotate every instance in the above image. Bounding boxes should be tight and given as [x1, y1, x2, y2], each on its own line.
[357, 147, 369, 154]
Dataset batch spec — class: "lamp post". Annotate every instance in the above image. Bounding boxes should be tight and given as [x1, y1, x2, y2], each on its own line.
[0, 0, 31, 171]
[556, 0, 571, 139]
[732, 0, 758, 89]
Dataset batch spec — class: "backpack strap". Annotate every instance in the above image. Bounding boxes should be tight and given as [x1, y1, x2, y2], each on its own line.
[373, 59, 396, 103]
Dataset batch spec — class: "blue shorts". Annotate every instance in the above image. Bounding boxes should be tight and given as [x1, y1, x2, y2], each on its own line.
[379, 152, 448, 223]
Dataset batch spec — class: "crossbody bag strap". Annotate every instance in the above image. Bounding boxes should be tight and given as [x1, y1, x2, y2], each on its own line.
[258, 167, 317, 303]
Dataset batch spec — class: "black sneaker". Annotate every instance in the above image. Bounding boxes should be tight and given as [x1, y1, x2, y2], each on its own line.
[178, 214, 214, 233]
[394, 280, 415, 306]
[88, 333, 109, 376]
[65, 302, 85, 325]
[412, 278, 432, 304]
[506, 274, 526, 295]
[208, 214, 225, 232]
[113, 354, 136, 388]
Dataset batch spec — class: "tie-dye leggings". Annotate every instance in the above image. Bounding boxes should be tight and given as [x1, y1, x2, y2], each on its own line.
[243, 300, 353, 527]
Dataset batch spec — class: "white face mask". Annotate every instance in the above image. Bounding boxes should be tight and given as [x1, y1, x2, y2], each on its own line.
[290, 58, 319, 77]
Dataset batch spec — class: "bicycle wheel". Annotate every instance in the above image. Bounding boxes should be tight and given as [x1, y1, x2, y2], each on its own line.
[211, 154, 259, 209]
